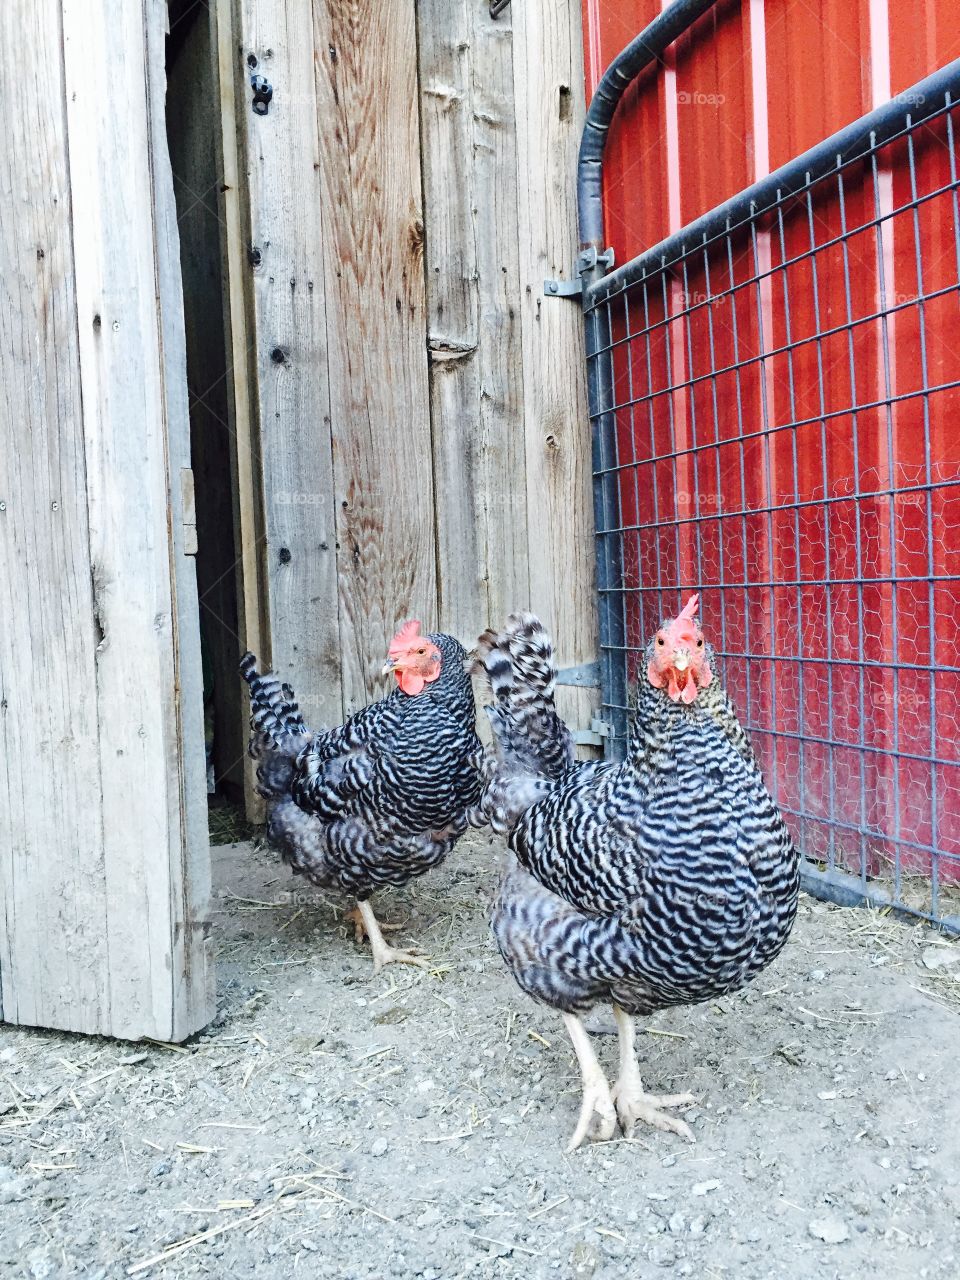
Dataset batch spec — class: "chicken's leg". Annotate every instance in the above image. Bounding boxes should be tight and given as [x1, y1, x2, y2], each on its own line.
[562, 1012, 617, 1152]
[611, 1004, 696, 1141]
[349, 900, 430, 975]
[343, 904, 403, 943]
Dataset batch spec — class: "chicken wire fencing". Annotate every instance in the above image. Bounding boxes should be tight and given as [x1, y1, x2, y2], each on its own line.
[573, 18, 960, 931]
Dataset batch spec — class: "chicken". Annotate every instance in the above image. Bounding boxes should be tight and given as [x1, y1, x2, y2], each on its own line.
[240, 621, 482, 973]
[470, 597, 800, 1150]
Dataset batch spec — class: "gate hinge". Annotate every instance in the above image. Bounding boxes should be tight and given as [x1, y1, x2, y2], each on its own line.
[573, 715, 614, 748]
[544, 246, 615, 299]
[489, 0, 512, 15]
[555, 661, 600, 688]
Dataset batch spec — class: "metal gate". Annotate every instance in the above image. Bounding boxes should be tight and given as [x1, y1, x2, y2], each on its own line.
[568, 0, 960, 930]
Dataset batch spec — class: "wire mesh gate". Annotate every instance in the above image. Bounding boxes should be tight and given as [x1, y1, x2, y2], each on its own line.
[574, 2, 960, 932]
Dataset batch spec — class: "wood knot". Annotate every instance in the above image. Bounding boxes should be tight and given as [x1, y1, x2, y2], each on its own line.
[407, 218, 425, 259]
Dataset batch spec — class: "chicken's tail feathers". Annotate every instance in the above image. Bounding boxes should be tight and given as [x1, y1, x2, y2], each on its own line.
[470, 613, 558, 705]
[240, 653, 311, 798]
[470, 614, 575, 815]
[279, 682, 308, 735]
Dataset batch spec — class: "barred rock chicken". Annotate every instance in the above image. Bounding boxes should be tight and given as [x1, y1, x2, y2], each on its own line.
[240, 621, 482, 973]
[470, 597, 800, 1150]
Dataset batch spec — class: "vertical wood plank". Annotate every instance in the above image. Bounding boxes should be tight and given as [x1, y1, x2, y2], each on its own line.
[1, 0, 212, 1039]
[513, 0, 600, 743]
[0, 0, 108, 1031]
[64, 0, 210, 1038]
[147, 0, 215, 1038]
[313, 0, 438, 712]
[233, 0, 344, 732]
[417, 0, 529, 645]
[214, 0, 269, 817]
[62, 0, 173, 1035]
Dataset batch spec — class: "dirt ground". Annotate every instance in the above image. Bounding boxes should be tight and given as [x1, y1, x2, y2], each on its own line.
[2, 831, 960, 1280]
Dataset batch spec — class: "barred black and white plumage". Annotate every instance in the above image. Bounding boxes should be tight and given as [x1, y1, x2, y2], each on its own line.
[240, 625, 483, 972]
[467, 613, 577, 834]
[472, 598, 800, 1150]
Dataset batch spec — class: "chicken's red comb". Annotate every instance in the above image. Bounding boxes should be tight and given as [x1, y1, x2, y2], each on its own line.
[388, 619, 422, 657]
[678, 594, 700, 621]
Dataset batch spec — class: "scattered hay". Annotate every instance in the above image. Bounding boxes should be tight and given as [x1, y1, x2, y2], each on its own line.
[809, 842, 960, 928]
[820, 895, 960, 1010]
[208, 798, 261, 846]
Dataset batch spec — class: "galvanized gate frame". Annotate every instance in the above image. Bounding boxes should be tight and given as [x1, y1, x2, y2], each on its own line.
[548, 0, 960, 931]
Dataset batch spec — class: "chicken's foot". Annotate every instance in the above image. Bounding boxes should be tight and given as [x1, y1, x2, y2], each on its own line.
[351, 900, 430, 975]
[611, 1004, 696, 1142]
[562, 1012, 617, 1152]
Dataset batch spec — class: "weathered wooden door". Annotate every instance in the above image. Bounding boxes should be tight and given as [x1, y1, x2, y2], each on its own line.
[0, 0, 214, 1040]
[218, 0, 599, 802]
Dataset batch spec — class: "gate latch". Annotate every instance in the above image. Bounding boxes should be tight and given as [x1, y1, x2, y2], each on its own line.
[544, 246, 615, 299]
[489, 0, 512, 15]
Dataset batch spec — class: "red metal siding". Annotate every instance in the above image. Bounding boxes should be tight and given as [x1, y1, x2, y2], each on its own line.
[581, 0, 960, 890]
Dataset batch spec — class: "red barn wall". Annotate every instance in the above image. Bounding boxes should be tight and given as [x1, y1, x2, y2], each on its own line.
[581, 0, 960, 885]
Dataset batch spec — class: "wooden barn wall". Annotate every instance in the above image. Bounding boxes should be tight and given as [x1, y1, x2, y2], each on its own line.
[0, 0, 213, 1039]
[218, 0, 597, 795]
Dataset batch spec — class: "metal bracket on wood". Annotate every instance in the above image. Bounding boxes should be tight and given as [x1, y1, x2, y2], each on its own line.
[555, 661, 601, 688]
[543, 276, 583, 298]
[251, 74, 273, 115]
[573, 715, 614, 748]
[544, 246, 615, 299]
[489, 0, 512, 15]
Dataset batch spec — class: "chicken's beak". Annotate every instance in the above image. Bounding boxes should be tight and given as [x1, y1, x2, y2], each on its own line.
[382, 658, 398, 678]
[673, 650, 691, 673]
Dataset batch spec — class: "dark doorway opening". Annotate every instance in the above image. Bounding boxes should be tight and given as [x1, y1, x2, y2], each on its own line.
[166, 0, 246, 821]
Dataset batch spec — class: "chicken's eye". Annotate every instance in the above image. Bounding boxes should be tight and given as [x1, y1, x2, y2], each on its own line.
[656, 636, 665, 646]
[417, 648, 426, 655]
[696, 638, 703, 648]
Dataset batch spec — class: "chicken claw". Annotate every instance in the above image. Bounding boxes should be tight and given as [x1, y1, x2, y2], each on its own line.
[612, 1004, 696, 1141]
[352, 900, 431, 975]
[567, 1067, 618, 1152]
[611, 1079, 696, 1142]
[562, 1012, 618, 1152]
[370, 945, 431, 974]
